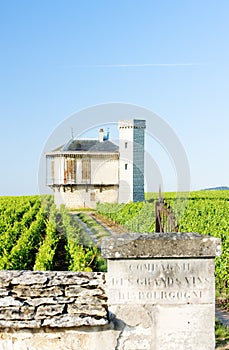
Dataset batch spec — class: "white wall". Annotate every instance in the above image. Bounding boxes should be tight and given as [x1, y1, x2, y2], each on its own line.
[54, 185, 119, 209]
[50, 156, 118, 186]
[91, 158, 119, 185]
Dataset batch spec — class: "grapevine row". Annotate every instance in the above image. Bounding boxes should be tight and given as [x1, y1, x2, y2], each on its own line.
[0, 195, 106, 272]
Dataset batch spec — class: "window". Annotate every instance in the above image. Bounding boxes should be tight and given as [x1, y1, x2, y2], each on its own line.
[125, 163, 128, 170]
[125, 142, 128, 149]
[65, 159, 75, 182]
[67, 159, 75, 180]
[82, 159, 91, 181]
[90, 192, 96, 201]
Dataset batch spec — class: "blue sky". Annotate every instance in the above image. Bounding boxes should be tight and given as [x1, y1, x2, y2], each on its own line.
[1, 0, 229, 195]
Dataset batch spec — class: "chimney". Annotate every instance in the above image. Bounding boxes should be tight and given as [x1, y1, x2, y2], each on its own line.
[99, 128, 104, 142]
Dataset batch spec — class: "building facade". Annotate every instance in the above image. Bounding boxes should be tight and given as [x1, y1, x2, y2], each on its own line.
[46, 119, 146, 208]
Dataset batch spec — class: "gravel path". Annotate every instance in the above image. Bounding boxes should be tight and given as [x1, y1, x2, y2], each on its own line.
[71, 213, 100, 245]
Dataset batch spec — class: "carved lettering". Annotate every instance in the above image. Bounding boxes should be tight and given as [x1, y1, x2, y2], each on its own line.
[109, 259, 214, 304]
[128, 262, 190, 273]
[184, 276, 211, 287]
[138, 290, 202, 301]
[111, 277, 123, 286]
[111, 275, 210, 289]
[136, 276, 193, 288]
[118, 291, 130, 300]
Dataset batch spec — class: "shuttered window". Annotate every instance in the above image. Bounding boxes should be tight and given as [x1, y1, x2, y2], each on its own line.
[65, 159, 76, 182]
[82, 159, 91, 181]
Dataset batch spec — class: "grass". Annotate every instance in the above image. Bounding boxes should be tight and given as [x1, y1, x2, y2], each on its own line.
[215, 319, 229, 348]
[77, 212, 110, 241]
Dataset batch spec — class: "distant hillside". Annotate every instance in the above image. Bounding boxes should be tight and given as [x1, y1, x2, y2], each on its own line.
[202, 186, 229, 191]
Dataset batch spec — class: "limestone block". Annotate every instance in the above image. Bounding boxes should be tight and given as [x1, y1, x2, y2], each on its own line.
[114, 325, 152, 350]
[0, 270, 21, 287]
[36, 304, 65, 317]
[49, 272, 92, 286]
[0, 297, 24, 307]
[65, 285, 105, 298]
[68, 303, 107, 317]
[74, 296, 107, 307]
[42, 314, 108, 327]
[102, 232, 222, 259]
[0, 306, 35, 320]
[0, 289, 9, 297]
[11, 271, 48, 285]
[156, 304, 215, 350]
[13, 285, 64, 297]
[0, 326, 119, 350]
[26, 297, 74, 307]
[0, 319, 41, 328]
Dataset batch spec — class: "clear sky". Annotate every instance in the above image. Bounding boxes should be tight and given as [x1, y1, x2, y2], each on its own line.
[1, 0, 229, 195]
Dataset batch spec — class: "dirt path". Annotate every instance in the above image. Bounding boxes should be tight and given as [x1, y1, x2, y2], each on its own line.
[90, 212, 129, 235]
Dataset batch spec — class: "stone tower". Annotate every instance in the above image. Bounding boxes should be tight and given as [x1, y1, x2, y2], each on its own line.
[118, 119, 146, 203]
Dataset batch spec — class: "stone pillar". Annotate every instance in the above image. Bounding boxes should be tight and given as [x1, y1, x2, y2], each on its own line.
[101, 232, 221, 350]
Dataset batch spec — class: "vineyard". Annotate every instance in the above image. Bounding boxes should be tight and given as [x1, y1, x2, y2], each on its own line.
[0, 195, 105, 272]
[97, 190, 229, 300]
[0, 191, 228, 302]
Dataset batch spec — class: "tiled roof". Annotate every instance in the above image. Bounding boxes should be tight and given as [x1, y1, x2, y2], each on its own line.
[53, 139, 119, 153]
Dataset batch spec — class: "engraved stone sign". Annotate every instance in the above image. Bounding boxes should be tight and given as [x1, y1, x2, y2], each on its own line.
[102, 232, 221, 350]
[108, 258, 215, 305]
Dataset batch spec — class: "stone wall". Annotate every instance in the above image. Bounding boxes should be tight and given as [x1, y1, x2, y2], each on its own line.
[0, 271, 108, 329]
[0, 271, 119, 350]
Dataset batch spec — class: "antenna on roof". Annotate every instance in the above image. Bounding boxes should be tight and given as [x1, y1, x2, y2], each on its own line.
[71, 127, 74, 139]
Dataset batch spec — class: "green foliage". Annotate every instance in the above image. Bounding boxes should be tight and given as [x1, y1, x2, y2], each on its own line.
[34, 203, 59, 270]
[215, 319, 229, 348]
[97, 201, 155, 232]
[97, 190, 229, 297]
[178, 193, 229, 297]
[0, 195, 106, 272]
[60, 205, 106, 272]
[0, 196, 45, 269]
[1, 209, 46, 270]
[0, 196, 40, 243]
[2, 190, 228, 285]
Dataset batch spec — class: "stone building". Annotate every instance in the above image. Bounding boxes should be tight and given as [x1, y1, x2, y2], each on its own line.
[46, 119, 146, 208]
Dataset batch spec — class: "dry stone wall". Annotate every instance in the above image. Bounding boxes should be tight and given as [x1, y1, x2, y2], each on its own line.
[0, 270, 108, 329]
